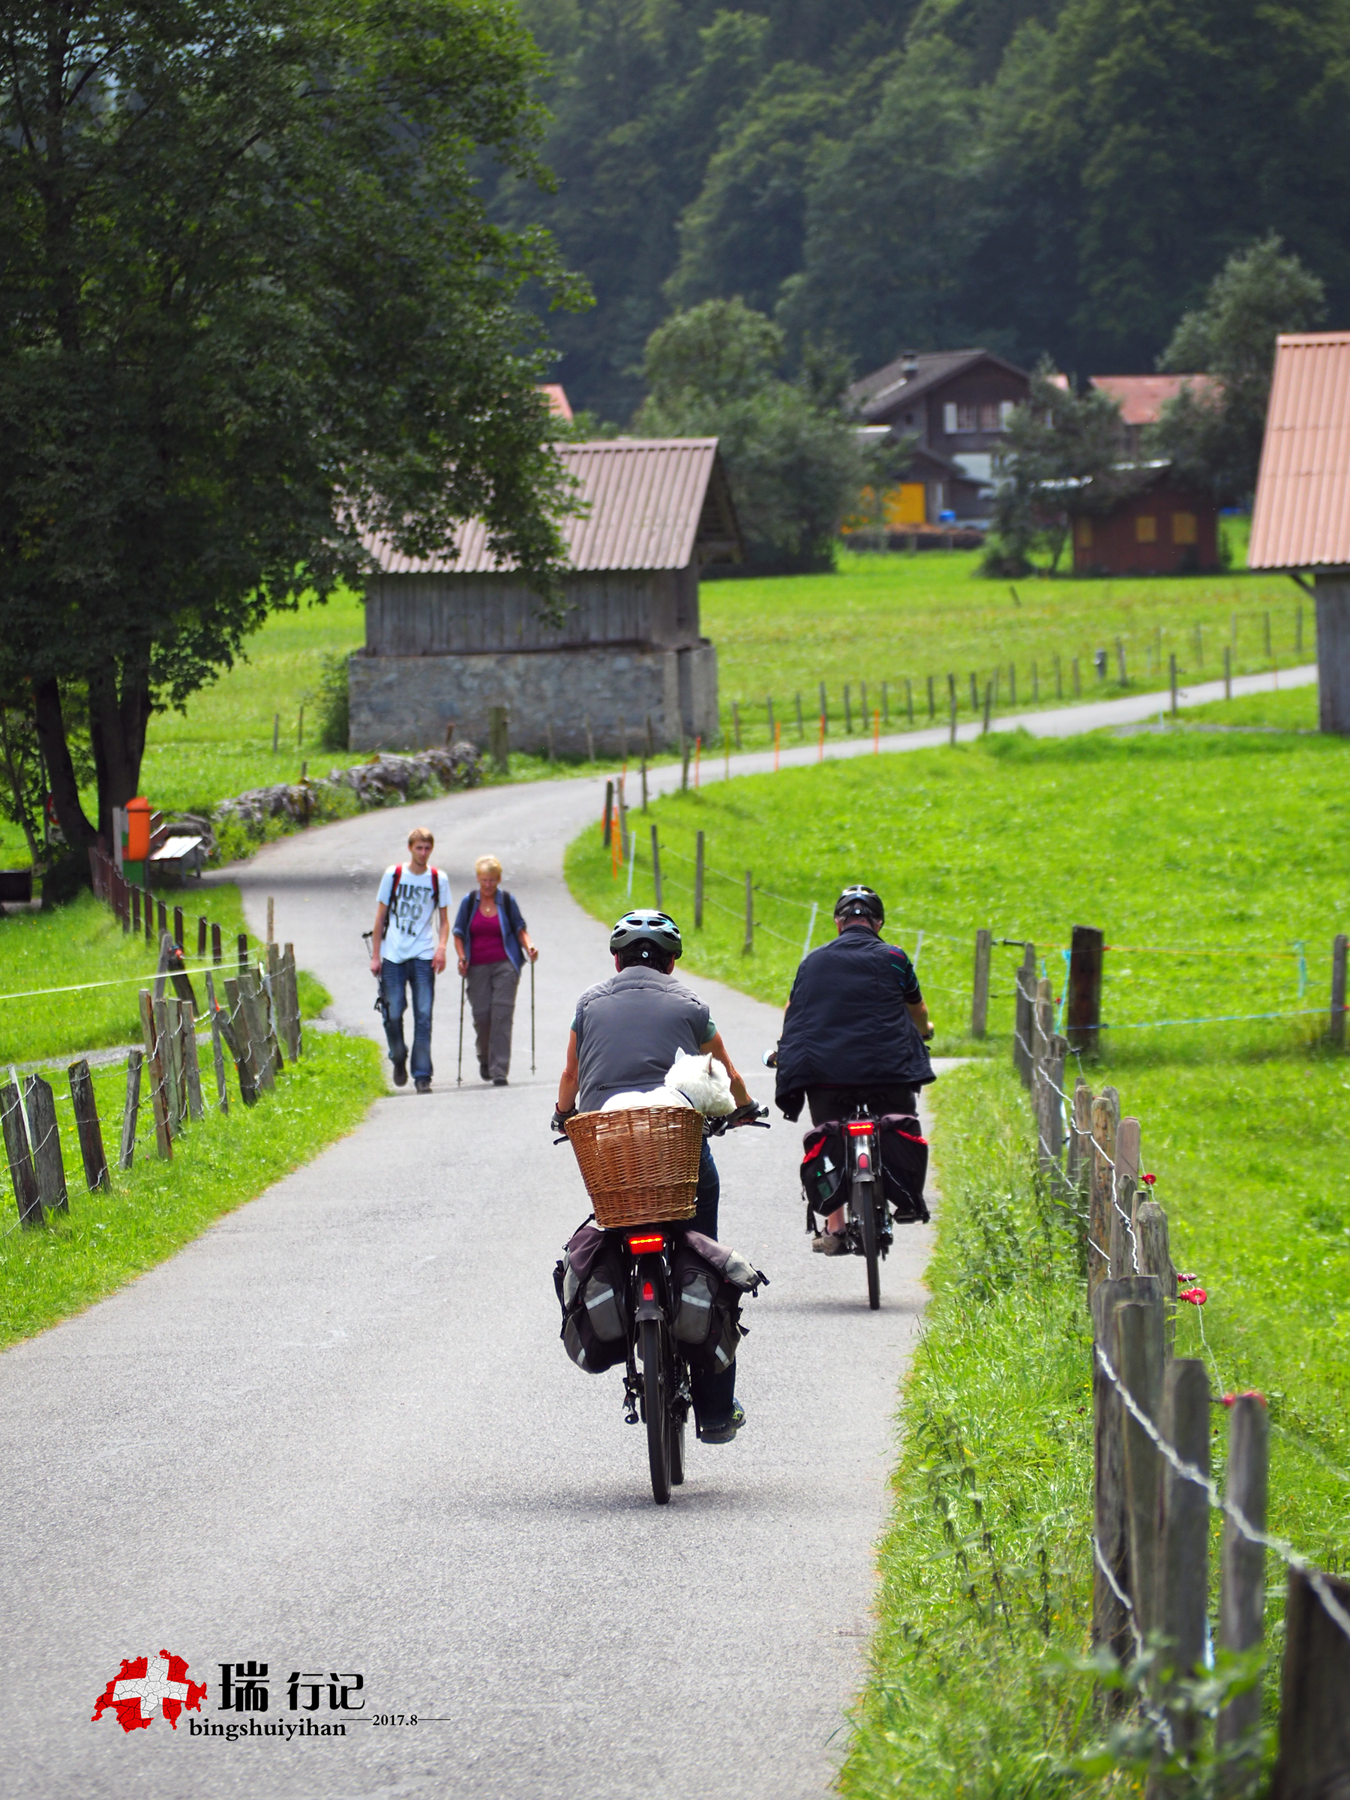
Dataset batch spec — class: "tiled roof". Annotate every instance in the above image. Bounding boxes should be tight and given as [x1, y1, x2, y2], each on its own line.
[363, 439, 737, 575]
[1249, 333, 1350, 569]
[1090, 373, 1219, 426]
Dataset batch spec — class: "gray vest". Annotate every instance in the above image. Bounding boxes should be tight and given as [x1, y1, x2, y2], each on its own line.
[574, 967, 712, 1112]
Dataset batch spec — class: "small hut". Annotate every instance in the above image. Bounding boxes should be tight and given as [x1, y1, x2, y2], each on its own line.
[1070, 463, 1219, 575]
[1248, 331, 1350, 734]
[349, 439, 741, 755]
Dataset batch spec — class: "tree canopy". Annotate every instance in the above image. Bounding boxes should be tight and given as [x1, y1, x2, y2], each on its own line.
[0, 0, 583, 853]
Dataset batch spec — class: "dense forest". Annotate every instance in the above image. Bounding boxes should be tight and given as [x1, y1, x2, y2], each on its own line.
[497, 0, 1350, 421]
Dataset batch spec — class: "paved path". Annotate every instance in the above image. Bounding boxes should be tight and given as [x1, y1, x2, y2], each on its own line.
[0, 662, 1315, 1797]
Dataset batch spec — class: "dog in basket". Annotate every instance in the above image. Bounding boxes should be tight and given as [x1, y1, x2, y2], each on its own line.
[600, 1050, 736, 1117]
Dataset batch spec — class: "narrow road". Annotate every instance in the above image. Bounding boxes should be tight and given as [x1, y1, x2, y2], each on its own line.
[0, 664, 1313, 1797]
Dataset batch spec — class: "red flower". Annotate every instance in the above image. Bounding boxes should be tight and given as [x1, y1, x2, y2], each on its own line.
[1221, 1390, 1267, 1408]
[1178, 1286, 1208, 1306]
[1141, 1172, 1157, 1186]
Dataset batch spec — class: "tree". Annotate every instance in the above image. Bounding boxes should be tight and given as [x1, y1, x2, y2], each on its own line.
[1150, 235, 1326, 504]
[0, 0, 584, 858]
[636, 298, 869, 568]
[990, 364, 1138, 573]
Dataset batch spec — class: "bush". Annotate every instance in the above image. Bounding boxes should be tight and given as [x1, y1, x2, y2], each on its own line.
[315, 652, 350, 751]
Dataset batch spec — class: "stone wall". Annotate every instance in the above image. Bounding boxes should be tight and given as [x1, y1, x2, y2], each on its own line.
[348, 641, 718, 755]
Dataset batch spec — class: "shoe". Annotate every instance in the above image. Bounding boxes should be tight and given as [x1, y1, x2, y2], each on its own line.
[392, 1059, 408, 1088]
[812, 1231, 848, 1256]
[493, 1077, 508, 1087]
[415, 1079, 431, 1094]
[701, 1402, 745, 1445]
[479, 1061, 489, 1081]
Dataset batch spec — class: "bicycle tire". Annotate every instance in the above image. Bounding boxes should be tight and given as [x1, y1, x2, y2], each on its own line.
[856, 1175, 881, 1310]
[640, 1318, 672, 1504]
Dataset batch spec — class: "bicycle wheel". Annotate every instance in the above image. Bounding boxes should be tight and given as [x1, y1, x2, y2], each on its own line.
[640, 1318, 672, 1504]
[856, 1176, 881, 1311]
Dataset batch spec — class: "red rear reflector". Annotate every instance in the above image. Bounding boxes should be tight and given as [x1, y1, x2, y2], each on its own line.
[642, 1281, 655, 1302]
[628, 1233, 665, 1253]
[846, 1121, 874, 1136]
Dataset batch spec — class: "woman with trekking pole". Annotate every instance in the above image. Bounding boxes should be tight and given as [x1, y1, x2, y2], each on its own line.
[453, 855, 537, 1086]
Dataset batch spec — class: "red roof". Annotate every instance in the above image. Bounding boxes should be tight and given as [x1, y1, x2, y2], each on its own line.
[538, 383, 573, 421]
[1249, 332, 1350, 569]
[1090, 374, 1219, 426]
[362, 439, 732, 575]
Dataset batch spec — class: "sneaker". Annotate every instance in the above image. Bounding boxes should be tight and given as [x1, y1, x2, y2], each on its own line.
[415, 1078, 431, 1094]
[492, 1077, 508, 1087]
[701, 1402, 745, 1445]
[812, 1231, 848, 1256]
[392, 1059, 408, 1088]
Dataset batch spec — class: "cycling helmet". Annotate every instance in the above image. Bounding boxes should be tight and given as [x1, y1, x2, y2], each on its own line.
[609, 909, 683, 961]
[833, 885, 885, 927]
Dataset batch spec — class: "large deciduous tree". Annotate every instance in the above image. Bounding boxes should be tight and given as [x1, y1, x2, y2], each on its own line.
[0, 0, 584, 857]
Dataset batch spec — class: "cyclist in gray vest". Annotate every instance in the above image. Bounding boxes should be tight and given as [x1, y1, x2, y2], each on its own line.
[553, 910, 753, 1443]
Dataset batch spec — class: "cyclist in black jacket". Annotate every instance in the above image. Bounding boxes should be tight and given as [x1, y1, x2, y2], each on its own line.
[774, 886, 935, 1252]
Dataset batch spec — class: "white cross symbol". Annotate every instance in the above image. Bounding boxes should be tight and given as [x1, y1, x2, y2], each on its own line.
[110, 1653, 189, 1719]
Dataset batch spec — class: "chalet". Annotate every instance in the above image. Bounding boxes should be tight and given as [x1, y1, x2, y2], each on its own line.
[1088, 374, 1219, 458]
[848, 348, 1031, 523]
[1069, 463, 1219, 575]
[1248, 331, 1350, 734]
[348, 439, 742, 755]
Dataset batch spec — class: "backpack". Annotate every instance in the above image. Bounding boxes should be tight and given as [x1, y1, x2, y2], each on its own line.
[670, 1231, 767, 1374]
[800, 1121, 847, 1219]
[553, 1221, 630, 1374]
[877, 1114, 930, 1223]
[382, 864, 444, 939]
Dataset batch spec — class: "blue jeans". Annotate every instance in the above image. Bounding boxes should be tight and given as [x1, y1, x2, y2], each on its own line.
[382, 958, 435, 1082]
[690, 1141, 737, 1430]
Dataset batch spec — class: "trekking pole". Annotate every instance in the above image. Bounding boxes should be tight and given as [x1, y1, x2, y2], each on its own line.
[457, 975, 465, 1086]
[530, 956, 536, 1073]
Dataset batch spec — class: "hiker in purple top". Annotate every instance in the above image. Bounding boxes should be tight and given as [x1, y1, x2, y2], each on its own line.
[453, 854, 537, 1086]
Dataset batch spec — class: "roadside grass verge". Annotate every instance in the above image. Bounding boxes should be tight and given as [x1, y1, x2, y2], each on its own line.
[0, 1029, 384, 1350]
[0, 885, 327, 1066]
[839, 1060, 1100, 1796]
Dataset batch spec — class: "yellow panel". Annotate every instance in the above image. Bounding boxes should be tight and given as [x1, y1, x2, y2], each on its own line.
[1075, 517, 1094, 547]
[1135, 514, 1157, 543]
[883, 484, 927, 527]
[1172, 512, 1197, 545]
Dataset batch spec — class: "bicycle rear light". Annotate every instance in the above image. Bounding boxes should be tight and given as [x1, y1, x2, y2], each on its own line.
[628, 1233, 665, 1254]
[846, 1121, 874, 1136]
[642, 1281, 655, 1302]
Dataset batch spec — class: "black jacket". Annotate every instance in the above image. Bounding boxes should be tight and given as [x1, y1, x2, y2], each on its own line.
[774, 927, 934, 1119]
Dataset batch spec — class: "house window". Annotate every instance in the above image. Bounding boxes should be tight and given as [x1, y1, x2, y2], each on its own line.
[999, 400, 1016, 426]
[979, 403, 1001, 430]
[943, 402, 958, 433]
[1172, 512, 1197, 545]
[1075, 517, 1094, 548]
[1135, 515, 1157, 544]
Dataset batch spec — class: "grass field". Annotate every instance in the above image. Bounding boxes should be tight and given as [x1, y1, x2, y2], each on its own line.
[0, 886, 327, 1066]
[0, 1029, 384, 1349]
[567, 708, 1350, 1782]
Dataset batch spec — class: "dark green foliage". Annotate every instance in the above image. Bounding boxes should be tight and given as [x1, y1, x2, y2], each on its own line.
[315, 655, 352, 755]
[1151, 235, 1327, 505]
[0, 0, 584, 851]
[636, 299, 868, 566]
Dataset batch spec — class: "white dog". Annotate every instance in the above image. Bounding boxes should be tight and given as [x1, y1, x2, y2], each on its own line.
[601, 1050, 736, 1116]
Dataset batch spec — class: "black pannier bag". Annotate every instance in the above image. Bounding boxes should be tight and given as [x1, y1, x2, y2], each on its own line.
[800, 1121, 847, 1218]
[670, 1231, 767, 1375]
[878, 1114, 930, 1222]
[554, 1221, 629, 1374]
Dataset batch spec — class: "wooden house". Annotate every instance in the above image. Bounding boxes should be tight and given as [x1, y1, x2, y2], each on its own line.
[1071, 465, 1219, 575]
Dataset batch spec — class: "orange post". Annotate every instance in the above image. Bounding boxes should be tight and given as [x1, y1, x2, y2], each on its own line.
[125, 797, 151, 862]
[774, 719, 781, 771]
[873, 707, 881, 752]
[818, 715, 825, 762]
[694, 736, 701, 788]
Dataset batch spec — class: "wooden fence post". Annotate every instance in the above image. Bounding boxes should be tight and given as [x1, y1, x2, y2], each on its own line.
[266, 895, 274, 945]
[1331, 933, 1347, 1048]
[1034, 978, 1055, 1169]
[694, 832, 705, 930]
[180, 999, 204, 1121]
[1067, 924, 1105, 1055]
[970, 928, 992, 1038]
[1092, 1275, 1158, 1671]
[1089, 1088, 1120, 1294]
[1, 1079, 43, 1225]
[1216, 1393, 1269, 1764]
[1155, 1357, 1211, 1762]
[237, 931, 248, 977]
[266, 943, 286, 1071]
[1111, 1116, 1141, 1277]
[138, 990, 173, 1159]
[119, 1050, 142, 1169]
[24, 1076, 69, 1215]
[602, 779, 613, 847]
[1013, 943, 1036, 1085]
[488, 704, 509, 773]
[1135, 1199, 1177, 1354]
[650, 826, 662, 910]
[1271, 1567, 1350, 1800]
[204, 973, 230, 1113]
[1117, 1287, 1166, 1645]
[241, 972, 275, 1091]
[211, 921, 221, 965]
[153, 995, 183, 1135]
[67, 1059, 110, 1192]
[281, 945, 302, 1061]
[742, 871, 753, 955]
[173, 905, 183, 949]
[1067, 1076, 1093, 1193]
[221, 978, 258, 1105]
[1045, 1034, 1067, 1177]
[197, 915, 207, 957]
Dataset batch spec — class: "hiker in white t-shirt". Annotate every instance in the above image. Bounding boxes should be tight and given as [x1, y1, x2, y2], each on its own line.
[369, 826, 451, 1093]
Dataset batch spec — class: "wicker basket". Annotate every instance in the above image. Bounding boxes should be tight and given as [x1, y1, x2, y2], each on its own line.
[564, 1106, 703, 1229]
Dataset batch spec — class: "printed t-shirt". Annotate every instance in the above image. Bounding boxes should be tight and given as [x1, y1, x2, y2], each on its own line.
[378, 865, 450, 962]
[469, 906, 510, 965]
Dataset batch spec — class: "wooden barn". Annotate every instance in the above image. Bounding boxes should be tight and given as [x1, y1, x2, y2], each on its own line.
[1071, 464, 1219, 575]
[349, 439, 742, 755]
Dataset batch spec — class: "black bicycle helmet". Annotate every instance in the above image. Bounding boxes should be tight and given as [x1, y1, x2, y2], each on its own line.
[833, 885, 885, 927]
[609, 909, 683, 961]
